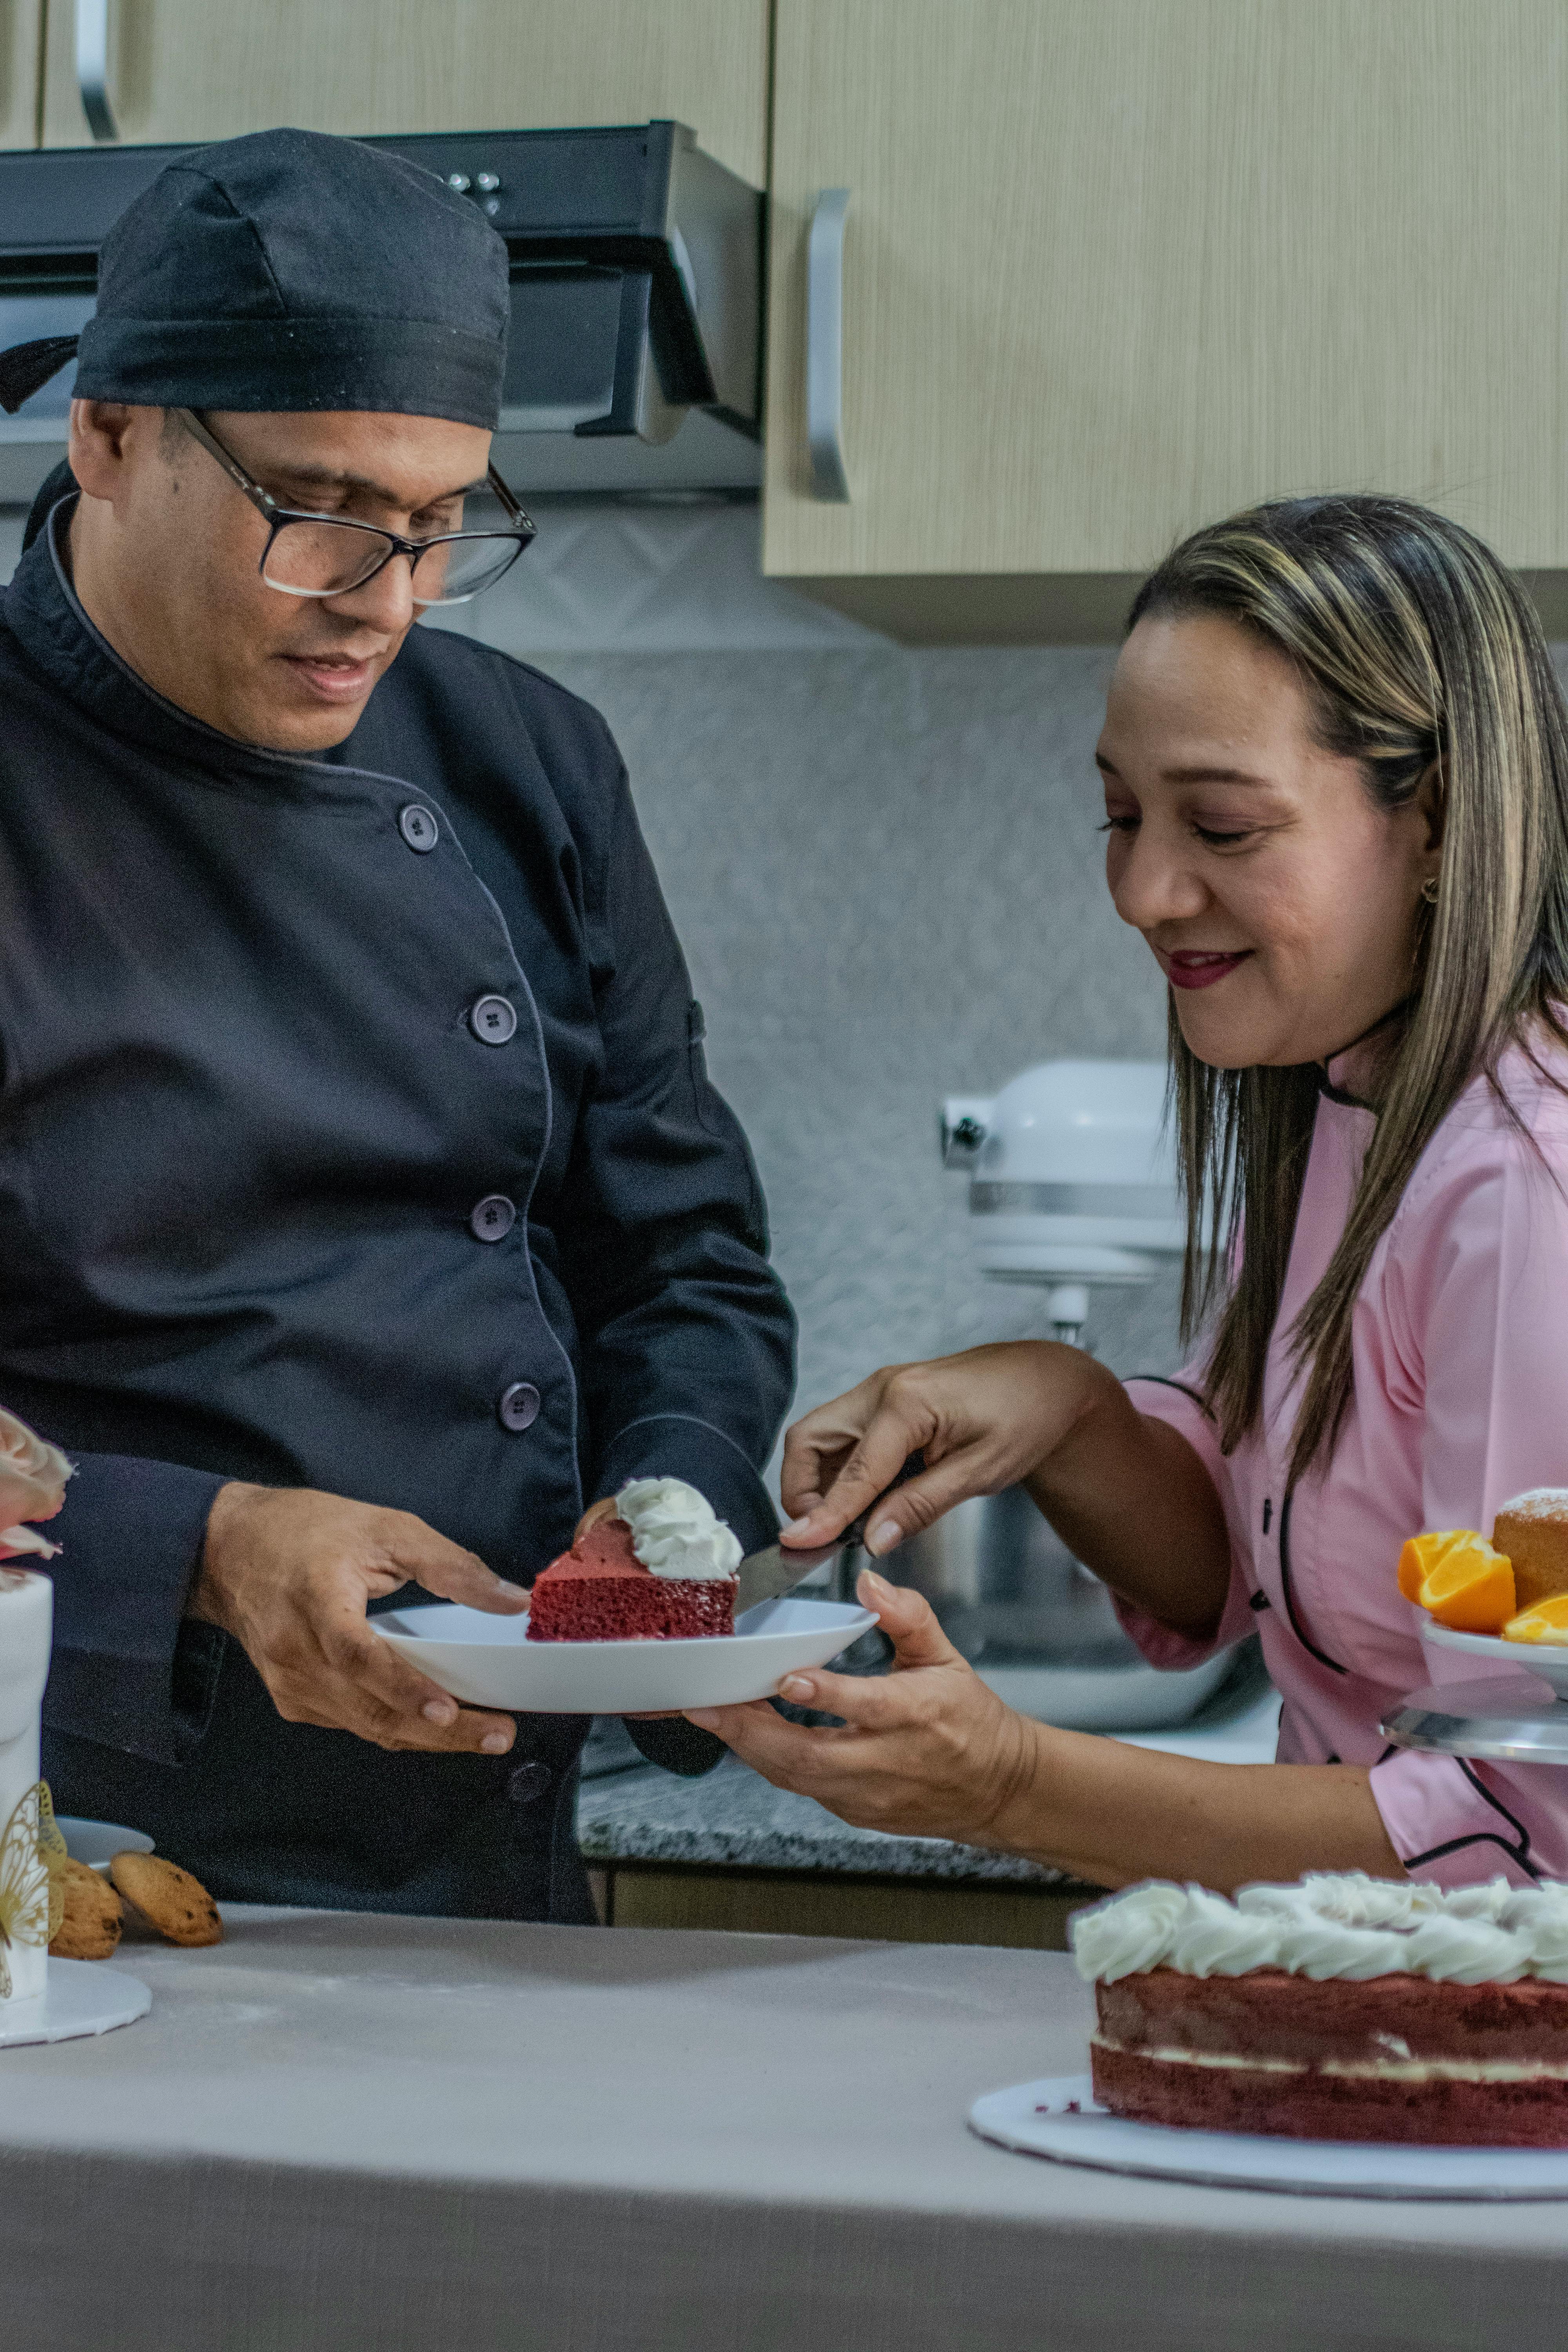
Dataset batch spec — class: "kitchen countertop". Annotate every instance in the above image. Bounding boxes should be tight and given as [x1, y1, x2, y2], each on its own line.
[4, 1905, 1564, 2352]
[578, 1677, 1283, 1883]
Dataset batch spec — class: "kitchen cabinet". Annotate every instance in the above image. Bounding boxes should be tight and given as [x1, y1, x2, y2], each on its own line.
[39, 0, 769, 184]
[763, 0, 1568, 640]
[0, 0, 41, 147]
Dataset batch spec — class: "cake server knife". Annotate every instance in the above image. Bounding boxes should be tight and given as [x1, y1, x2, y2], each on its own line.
[733, 1457, 923, 1614]
[733, 1526, 858, 1614]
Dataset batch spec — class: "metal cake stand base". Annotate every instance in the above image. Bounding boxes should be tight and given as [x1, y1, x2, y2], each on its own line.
[1381, 1672, 1568, 1763]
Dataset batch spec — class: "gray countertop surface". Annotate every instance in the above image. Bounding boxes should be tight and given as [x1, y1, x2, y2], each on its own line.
[579, 1744, 1070, 1883]
[577, 1675, 1284, 1884]
[4, 1906, 1565, 2352]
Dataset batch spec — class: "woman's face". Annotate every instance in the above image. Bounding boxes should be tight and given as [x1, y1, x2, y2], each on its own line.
[1097, 612, 1439, 1070]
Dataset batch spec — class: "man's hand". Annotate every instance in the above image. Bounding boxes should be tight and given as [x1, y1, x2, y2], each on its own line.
[191, 1483, 529, 1755]
[686, 1570, 1040, 1845]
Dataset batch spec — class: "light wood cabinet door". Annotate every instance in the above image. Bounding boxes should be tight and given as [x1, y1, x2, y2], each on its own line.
[764, 0, 1568, 629]
[40, 0, 769, 183]
[0, 0, 42, 147]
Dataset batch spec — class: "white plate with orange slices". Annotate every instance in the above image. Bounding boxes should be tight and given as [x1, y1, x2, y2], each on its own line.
[1400, 1527, 1568, 1696]
[1424, 1620, 1568, 1696]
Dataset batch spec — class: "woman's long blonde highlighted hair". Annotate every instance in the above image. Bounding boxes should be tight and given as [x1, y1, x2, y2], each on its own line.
[1128, 496, 1568, 1484]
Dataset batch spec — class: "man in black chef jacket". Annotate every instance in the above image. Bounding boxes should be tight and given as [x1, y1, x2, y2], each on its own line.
[0, 129, 793, 1922]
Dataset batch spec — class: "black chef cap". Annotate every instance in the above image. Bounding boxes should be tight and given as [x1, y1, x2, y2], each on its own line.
[0, 126, 509, 428]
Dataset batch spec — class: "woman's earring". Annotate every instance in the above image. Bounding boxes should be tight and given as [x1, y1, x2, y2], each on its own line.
[1421, 875, 1440, 904]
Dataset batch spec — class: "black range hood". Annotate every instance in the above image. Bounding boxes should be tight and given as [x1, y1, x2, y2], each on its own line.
[0, 120, 762, 502]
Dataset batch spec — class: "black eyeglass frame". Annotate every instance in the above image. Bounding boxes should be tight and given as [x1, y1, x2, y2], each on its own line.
[175, 407, 537, 605]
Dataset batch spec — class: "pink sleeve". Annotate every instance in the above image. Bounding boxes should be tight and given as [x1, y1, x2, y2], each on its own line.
[1109, 1373, 1258, 1670]
[1371, 1102, 1568, 1884]
[1370, 1749, 1565, 1890]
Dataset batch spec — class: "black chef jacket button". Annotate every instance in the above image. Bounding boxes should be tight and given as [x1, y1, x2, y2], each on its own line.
[470, 994, 518, 1045]
[399, 803, 439, 853]
[507, 1760, 552, 1806]
[498, 1381, 540, 1432]
[470, 1193, 517, 1243]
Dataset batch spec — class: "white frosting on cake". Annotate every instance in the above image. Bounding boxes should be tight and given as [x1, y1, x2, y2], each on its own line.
[1071, 1872, 1568, 1985]
[615, 1477, 741, 1582]
[1496, 1488, 1568, 1524]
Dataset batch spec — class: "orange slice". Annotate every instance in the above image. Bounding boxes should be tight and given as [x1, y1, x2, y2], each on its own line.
[1413, 1538, 1515, 1633]
[1503, 1596, 1568, 1648]
[1396, 1528, 1475, 1605]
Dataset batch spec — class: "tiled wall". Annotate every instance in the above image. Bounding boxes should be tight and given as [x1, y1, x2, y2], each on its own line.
[0, 498, 1186, 1455]
[435, 501, 1184, 1437]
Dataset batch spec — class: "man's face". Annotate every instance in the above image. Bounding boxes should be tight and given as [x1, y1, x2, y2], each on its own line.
[66, 403, 495, 753]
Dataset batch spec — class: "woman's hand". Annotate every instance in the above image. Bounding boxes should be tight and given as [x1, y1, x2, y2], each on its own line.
[0, 1406, 72, 1559]
[782, 1343, 1233, 1640]
[688, 1570, 1041, 1844]
[781, 1341, 1105, 1557]
[691, 1567, 1405, 1893]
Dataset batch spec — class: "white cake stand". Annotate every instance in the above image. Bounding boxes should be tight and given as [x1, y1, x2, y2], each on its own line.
[0, 1958, 151, 2048]
[970, 2075, 1568, 2199]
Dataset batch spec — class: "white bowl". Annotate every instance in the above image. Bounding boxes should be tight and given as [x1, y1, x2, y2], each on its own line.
[372, 1595, 878, 1714]
[976, 1647, 1237, 1732]
[1425, 1620, 1568, 1697]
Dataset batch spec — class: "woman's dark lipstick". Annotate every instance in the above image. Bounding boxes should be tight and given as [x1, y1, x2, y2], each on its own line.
[1163, 949, 1252, 992]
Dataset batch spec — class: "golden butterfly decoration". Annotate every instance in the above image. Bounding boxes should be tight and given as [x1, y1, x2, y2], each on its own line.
[0, 1780, 66, 1999]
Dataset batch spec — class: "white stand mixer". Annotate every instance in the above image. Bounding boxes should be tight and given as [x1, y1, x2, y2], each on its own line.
[911, 1057, 1241, 1731]
[941, 1056, 1186, 1341]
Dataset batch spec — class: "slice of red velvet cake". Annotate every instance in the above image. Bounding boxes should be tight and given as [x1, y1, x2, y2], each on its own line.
[526, 1479, 740, 1642]
[1071, 1874, 1568, 2144]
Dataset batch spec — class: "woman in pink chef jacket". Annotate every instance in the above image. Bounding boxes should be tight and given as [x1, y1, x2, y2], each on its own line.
[690, 493, 1568, 1894]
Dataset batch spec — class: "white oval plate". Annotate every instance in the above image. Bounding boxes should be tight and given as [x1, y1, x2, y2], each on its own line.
[371, 1595, 878, 1714]
[969, 2075, 1568, 2199]
[1425, 1621, 1568, 1697]
[56, 1817, 156, 1875]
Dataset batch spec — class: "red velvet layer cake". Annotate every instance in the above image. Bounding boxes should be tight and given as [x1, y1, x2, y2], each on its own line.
[1072, 1874, 1568, 2145]
[1093, 1965, 1568, 2145]
[526, 1512, 735, 1643]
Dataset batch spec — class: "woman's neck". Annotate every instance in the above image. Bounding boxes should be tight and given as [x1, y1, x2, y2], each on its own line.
[1319, 995, 1416, 1107]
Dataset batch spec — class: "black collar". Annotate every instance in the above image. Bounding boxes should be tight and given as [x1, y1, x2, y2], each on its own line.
[1316, 995, 1417, 1109]
[2, 494, 341, 795]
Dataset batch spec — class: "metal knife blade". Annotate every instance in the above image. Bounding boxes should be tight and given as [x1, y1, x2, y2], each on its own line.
[733, 1457, 923, 1615]
[734, 1533, 851, 1615]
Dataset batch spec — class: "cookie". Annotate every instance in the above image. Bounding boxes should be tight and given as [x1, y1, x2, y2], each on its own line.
[109, 1851, 223, 1947]
[49, 1855, 123, 1959]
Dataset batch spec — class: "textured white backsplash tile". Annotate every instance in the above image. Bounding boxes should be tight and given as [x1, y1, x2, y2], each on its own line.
[537, 645, 1184, 1423]
[431, 497, 880, 653]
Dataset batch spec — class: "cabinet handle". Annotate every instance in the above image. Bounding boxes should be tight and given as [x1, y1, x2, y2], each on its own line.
[76, 0, 119, 142]
[806, 187, 851, 502]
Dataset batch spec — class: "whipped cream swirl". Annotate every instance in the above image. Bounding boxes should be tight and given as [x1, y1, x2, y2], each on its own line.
[615, 1477, 742, 1582]
[1072, 1871, 1568, 1985]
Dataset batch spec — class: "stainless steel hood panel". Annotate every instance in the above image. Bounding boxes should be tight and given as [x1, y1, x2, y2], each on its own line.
[0, 122, 761, 503]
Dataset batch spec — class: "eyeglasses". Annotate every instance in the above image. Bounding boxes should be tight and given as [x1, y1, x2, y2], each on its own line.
[175, 408, 536, 606]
